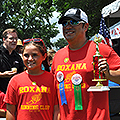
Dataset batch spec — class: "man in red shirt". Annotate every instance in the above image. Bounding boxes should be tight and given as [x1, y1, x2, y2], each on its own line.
[51, 8, 120, 120]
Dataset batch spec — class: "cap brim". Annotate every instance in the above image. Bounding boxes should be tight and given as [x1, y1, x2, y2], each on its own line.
[58, 15, 80, 24]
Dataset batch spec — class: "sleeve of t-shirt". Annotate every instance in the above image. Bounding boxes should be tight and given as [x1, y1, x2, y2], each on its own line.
[107, 49, 120, 70]
[100, 43, 120, 70]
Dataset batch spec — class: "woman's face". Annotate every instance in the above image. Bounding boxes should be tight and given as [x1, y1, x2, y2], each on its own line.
[23, 44, 45, 72]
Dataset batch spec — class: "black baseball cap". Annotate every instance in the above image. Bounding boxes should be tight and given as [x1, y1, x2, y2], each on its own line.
[58, 8, 88, 24]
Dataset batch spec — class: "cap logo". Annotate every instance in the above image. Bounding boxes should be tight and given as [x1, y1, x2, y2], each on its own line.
[58, 8, 88, 24]
[65, 9, 77, 16]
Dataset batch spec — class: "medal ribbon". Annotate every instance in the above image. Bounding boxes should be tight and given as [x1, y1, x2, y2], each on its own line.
[59, 81, 67, 105]
[74, 84, 83, 110]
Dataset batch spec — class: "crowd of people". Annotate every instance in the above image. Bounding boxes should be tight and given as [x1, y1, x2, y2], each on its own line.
[0, 7, 120, 120]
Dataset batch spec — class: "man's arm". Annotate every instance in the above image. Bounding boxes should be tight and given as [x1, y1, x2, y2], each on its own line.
[0, 71, 17, 78]
[107, 69, 120, 84]
[99, 58, 120, 84]
[6, 103, 16, 120]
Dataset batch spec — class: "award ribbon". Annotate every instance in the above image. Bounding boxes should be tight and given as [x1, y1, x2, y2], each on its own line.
[71, 74, 83, 110]
[74, 85, 83, 110]
[56, 71, 67, 105]
[59, 81, 67, 105]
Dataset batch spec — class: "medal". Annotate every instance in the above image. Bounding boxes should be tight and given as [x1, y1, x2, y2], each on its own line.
[56, 71, 64, 82]
[56, 71, 67, 105]
[71, 74, 82, 85]
[71, 74, 83, 110]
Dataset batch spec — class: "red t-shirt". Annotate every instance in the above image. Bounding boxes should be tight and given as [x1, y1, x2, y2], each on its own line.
[0, 91, 6, 118]
[4, 71, 58, 120]
[51, 40, 120, 120]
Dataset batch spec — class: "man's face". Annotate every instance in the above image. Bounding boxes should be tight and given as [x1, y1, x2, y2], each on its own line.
[4, 32, 18, 51]
[62, 19, 86, 42]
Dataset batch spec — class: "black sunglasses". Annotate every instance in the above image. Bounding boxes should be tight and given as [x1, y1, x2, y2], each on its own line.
[62, 20, 85, 27]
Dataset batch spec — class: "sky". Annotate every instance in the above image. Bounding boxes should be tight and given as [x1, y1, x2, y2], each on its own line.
[50, 11, 64, 43]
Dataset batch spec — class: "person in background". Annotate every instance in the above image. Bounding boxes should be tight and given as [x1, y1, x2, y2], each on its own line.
[15, 39, 23, 58]
[4, 38, 59, 120]
[0, 91, 6, 118]
[0, 28, 24, 93]
[51, 8, 120, 120]
[47, 49, 56, 69]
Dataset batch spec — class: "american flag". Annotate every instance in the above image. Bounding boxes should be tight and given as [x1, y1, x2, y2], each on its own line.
[99, 14, 112, 47]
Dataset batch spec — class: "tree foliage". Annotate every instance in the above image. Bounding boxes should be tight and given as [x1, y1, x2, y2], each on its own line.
[54, 38, 68, 50]
[0, 0, 119, 49]
[53, 0, 119, 39]
[0, 0, 59, 48]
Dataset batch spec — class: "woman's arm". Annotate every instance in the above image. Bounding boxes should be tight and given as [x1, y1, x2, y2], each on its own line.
[6, 103, 16, 120]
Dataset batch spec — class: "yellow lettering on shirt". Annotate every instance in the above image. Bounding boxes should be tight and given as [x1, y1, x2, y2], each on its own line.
[40, 105, 50, 110]
[71, 64, 75, 70]
[35, 86, 41, 92]
[56, 63, 87, 71]
[75, 63, 82, 70]
[21, 105, 39, 110]
[65, 64, 71, 71]
[81, 63, 87, 69]
[56, 65, 65, 71]
[41, 86, 47, 92]
[19, 86, 50, 94]
[24, 86, 29, 93]
[29, 86, 35, 92]
[21, 105, 50, 111]
[81, 83, 86, 88]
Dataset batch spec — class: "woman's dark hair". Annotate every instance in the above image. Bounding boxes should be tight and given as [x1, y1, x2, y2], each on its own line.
[22, 41, 50, 72]
[42, 56, 50, 72]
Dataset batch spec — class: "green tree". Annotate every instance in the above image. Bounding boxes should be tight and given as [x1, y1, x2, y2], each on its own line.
[0, 0, 119, 49]
[54, 38, 68, 50]
[0, 0, 59, 48]
[53, 0, 119, 39]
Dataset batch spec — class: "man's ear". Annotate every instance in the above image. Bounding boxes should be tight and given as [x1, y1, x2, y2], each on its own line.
[84, 23, 89, 32]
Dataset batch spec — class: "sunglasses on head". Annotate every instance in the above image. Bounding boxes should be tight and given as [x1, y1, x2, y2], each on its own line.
[62, 20, 85, 27]
[23, 38, 45, 47]
[23, 38, 46, 52]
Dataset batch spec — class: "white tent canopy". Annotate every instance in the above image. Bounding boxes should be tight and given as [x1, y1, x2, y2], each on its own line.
[101, 0, 120, 18]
